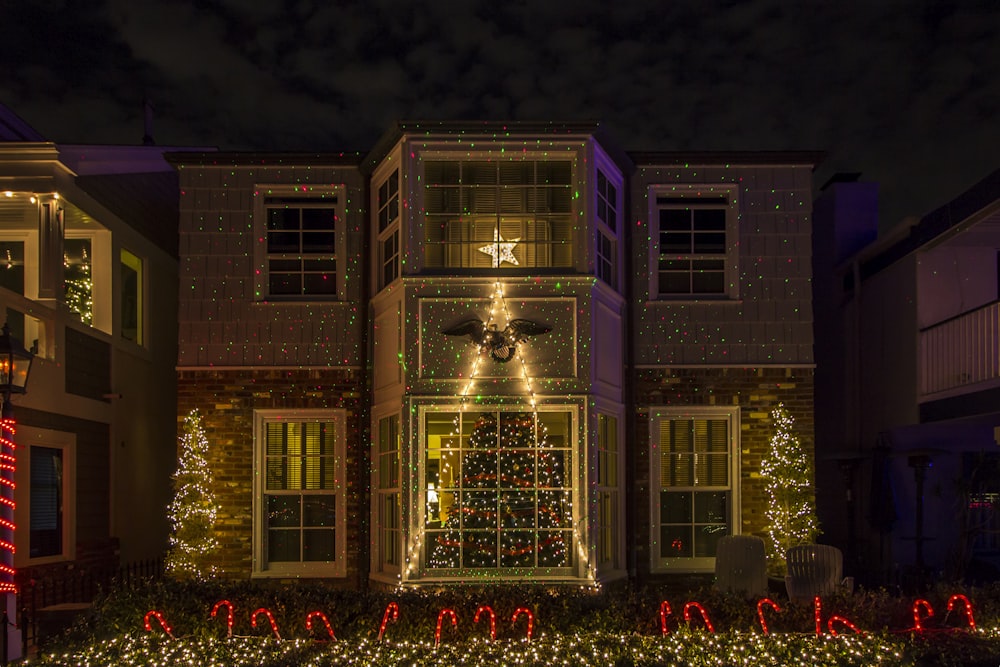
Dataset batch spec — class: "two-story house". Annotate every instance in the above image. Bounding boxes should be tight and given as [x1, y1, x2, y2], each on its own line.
[0, 105, 186, 597]
[172, 122, 822, 587]
[814, 170, 1000, 584]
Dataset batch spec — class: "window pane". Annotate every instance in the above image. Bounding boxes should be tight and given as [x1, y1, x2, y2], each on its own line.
[303, 529, 335, 561]
[268, 529, 300, 562]
[661, 525, 692, 558]
[64, 238, 93, 325]
[30, 446, 63, 558]
[694, 525, 726, 558]
[267, 495, 300, 527]
[121, 249, 142, 343]
[694, 491, 728, 524]
[0, 241, 25, 295]
[660, 491, 692, 524]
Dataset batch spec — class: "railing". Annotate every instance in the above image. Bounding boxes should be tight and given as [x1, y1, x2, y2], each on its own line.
[19, 558, 163, 653]
[920, 300, 1000, 397]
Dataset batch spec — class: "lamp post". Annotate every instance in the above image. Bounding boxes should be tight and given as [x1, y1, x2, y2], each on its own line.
[0, 322, 33, 664]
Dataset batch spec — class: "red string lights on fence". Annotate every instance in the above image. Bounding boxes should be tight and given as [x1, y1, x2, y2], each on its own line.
[0, 416, 16, 594]
[435, 608, 458, 648]
[756, 598, 782, 636]
[912, 599, 934, 633]
[143, 610, 174, 639]
[512, 608, 534, 641]
[947, 594, 976, 630]
[306, 611, 336, 641]
[659, 601, 673, 635]
[378, 602, 399, 642]
[474, 605, 496, 641]
[211, 600, 234, 638]
[814, 597, 823, 636]
[251, 608, 281, 640]
[683, 602, 715, 633]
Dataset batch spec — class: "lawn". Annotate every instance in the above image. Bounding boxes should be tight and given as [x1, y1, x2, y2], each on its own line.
[22, 580, 1000, 666]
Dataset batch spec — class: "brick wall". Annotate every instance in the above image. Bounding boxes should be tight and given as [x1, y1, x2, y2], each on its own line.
[632, 366, 815, 579]
[177, 368, 367, 587]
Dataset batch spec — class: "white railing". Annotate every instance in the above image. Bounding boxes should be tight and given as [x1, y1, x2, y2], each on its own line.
[920, 300, 1000, 397]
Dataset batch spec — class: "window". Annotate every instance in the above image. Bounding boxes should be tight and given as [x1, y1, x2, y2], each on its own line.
[254, 410, 346, 576]
[650, 408, 739, 572]
[375, 414, 401, 573]
[31, 446, 64, 559]
[0, 240, 25, 295]
[255, 187, 341, 299]
[377, 170, 400, 290]
[422, 408, 576, 577]
[595, 168, 619, 288]
[597, 170, 617, 232]
[64, 237, 93, 324]
[597, 231, 615, 288]
[652, 186, 737, 299]
[120, 249, 142, 344]
[423, 160, 573, 270]
[597, 414, 619, 568]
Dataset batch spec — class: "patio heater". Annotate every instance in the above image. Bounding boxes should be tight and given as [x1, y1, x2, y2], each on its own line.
[0, 322, 34, 664]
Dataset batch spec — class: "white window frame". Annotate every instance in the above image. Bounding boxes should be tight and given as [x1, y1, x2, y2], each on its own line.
[595, 162, 621, 290]
[13, 425, 76, 567]
[649, 406, 741, 573]
[252, 409, 347, 578]
[372, 412, 402, 577]
[413, 403, 584, 582]
[596, 412, 623, 571]
[64, 229, 112, 334]
[375, 168, 401, 291]
[253, 185, 344, 301]
[119, 247, 144, 346]
[649, 184, 739, 300]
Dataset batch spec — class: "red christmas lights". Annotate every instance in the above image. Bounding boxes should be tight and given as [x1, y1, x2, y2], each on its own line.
[143, 610, 174, 639]
[912, 599, 933, 633]
[0, 416, 16, 595]
[251, 607, 281, 640]
[814, 597, 823, 636]
[512, 607, 534, 641]
[683, 601, 715, 633]
[756, 598, 782, 636]
[827, 616, 864, 636]
[947, 594, 976, 631]
[474, 605, 496, 641]
[210, 600, 234, 638]
[378, 601, 399, 642]
[435, 608, 458, 647]
[306, 610, 336, 641]
[659, 600, 673, 635]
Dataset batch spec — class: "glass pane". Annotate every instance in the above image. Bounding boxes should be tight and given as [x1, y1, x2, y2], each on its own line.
[660, 491, 692, 524]
[30, 446, 63, 558]
[500, 491, 535, 528]
[0, 241, 25, 294]
[301, 208, 335, 230]
[538, 490, 571, 527]
[303, 495, 336, 526]
[660, 209, 691, 232]
[694, 526, 726, 558]
[500, 531, 535, 567]
[303, 528, 335, 561]
[660, 525, 691, 558]
[268, 529, 299, 562]
[694, 491, 729, 524]
[693, 208, 726, 231]
[302, 231, 335, 253]
[427, 530, 460, 568]
[303, 273, 337, 295]
[537, 531, 571, 566]
[463, 491, 497, 529]
[464, 532, 498, 568]
[267, 208, 299, 231]
[424, 161, 461, 185]
[267, 495, 300, 527]
[499, 451, 534, 488]
[269, 273, 300, 295]
[266, 458, 292, 490]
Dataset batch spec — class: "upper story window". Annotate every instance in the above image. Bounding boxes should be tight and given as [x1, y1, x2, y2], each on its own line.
[376, 169, 400, 290]
[651, 186, 738, 300]
[255, 186, 342, 300]
[422, 160, 573, 271]
[595, 168, 620, 288]
[64, 237, 93, 325]
[120, 249, 143, 345]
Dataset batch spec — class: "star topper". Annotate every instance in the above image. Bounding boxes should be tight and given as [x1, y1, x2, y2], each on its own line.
[478, 229, 519, 267]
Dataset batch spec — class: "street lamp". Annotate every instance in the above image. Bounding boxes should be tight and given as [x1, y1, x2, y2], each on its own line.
[0, 322, 33, 664]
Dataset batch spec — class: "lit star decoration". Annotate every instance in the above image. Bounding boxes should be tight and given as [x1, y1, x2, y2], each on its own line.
[478, 230, 520, 267]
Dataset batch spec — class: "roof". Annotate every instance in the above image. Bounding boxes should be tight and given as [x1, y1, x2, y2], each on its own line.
[0, 104, 46, 142]
[166, 151, 364, 167]
[629, 150, 826, 167]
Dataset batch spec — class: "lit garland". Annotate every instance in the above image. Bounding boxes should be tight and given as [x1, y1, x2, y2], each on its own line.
[63, 247, 93, 325]
[0, 416, 15, 595]
[165, 409, 219, 579]
[760, 403, 820, 573]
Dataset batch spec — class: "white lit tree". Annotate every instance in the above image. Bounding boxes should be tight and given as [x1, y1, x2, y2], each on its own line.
[63, 247, 93, 325]
[165, 409, 218, 579]
[761, 403, 820, 574]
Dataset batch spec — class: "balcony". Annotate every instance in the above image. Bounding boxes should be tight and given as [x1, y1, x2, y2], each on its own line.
[920, 300, 1000, 398]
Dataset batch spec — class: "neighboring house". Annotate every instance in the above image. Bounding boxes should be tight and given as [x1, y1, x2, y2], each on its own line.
[814, 170, 1000, 584]
[0, 105, 188, 592]
[172, 122, 822, 587]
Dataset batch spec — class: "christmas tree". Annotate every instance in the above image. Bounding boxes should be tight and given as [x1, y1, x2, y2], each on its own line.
[760, 403, 820, 574]
[63, 247, 93, 325]
[165, 409, 219, 579]
[429, 412, 569, 570]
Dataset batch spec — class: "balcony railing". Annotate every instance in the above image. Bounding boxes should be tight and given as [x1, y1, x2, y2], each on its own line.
[920, 300, 1000, 397]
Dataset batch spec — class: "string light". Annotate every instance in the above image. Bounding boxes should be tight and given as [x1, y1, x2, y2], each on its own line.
[165, 410, 219, 579]
[143, 611, 174, 639]
[435, 609, 458, 647]
[306, 611, 337, 641]
[512, 608, 534, 641]
[659, 601, 672, 635]
[0, 415, 16, 595]
[757, 599, 782, 636]
[251, 608, 281, 640]
[475, 605, 497, 641]
[682, 602, 715, 633]
[827, 616, 863, 636]
[378, 602, 399, 642]
[210, 600, 234, 637]
[912, 599, 934, 633]
[947, 594, 976, 631]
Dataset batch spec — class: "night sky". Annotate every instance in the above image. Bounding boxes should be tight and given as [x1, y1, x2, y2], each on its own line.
[2, 0, 998, 228]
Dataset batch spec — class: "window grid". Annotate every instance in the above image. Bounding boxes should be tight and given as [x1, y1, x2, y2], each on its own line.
[377, 415, 401, 569]
[597, 414, 618, 568]
[655, 195, 730, 297]
[423, 160, 574, 270]
[264, 195, 339, 298]
[377, 170, 400, 289]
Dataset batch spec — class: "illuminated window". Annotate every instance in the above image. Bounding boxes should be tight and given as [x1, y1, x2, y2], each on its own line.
[0, 241, 24, 295]
[253, 410, 345, 577]
[255, 187, 341, 299]
[651, 408, 739, 572]
[375, 414, 401, 572]
[652, 186, 738, 299]
[376, 170, 400, 290]
[120, 249, 142, 344]
[423, 160, 574, 270]
[422, 408, 576, 577]
[64, 237, 93, 324]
